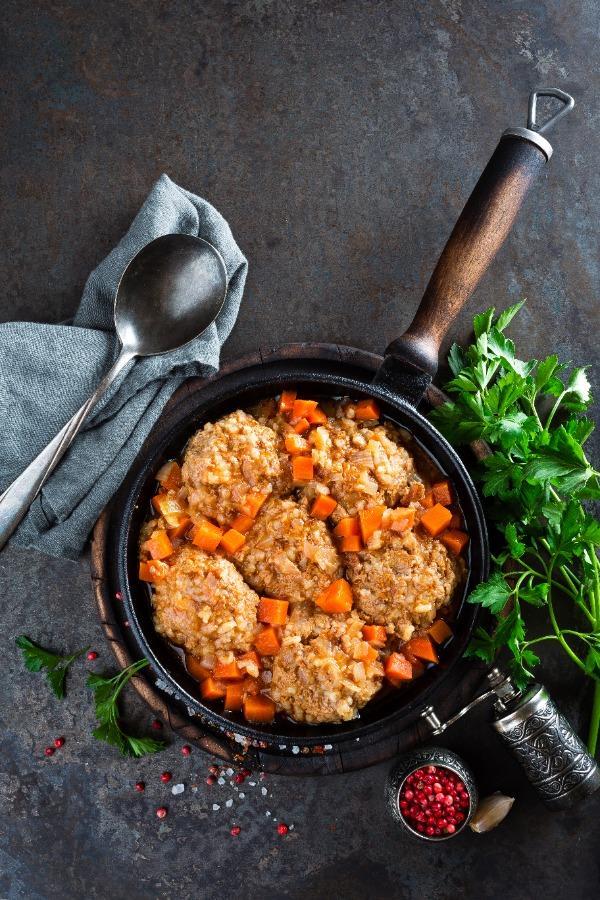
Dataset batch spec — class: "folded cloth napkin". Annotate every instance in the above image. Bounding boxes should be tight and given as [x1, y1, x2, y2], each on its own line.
[0, 174, 248, 559]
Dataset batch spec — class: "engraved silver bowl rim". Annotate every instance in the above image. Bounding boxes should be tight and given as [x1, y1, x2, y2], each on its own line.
[385, 746, 478, 842]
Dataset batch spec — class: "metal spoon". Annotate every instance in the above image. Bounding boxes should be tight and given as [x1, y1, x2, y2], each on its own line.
[0, 233, 228, 550]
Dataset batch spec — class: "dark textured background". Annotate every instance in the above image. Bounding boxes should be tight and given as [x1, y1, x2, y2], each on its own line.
[1, 2, 599, 898]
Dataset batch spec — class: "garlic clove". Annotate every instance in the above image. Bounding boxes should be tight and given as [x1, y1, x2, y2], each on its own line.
[469, 792, 515, 833]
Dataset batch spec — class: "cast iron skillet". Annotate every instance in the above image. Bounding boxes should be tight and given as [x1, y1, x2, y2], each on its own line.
[112, 92, 568, 750]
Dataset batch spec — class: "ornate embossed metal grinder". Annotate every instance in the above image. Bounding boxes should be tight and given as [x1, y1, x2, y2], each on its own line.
[421, 668, 600, 810]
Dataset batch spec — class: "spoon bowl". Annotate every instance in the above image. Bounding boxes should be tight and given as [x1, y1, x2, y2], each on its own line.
[115, 234, 228, 355]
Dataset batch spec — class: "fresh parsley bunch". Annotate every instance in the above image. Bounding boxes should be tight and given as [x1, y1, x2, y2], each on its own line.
[16, 635, 88, 699]
[429, 301, 600, 754]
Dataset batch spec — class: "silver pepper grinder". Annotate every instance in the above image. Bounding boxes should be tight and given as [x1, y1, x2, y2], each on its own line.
[421, 668, 600, 809]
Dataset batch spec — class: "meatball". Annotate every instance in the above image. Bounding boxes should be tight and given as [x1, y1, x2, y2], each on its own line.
[150, 546, 259, 665]
[237, 497, 342, 604]
[269, 606, 383, 723]
[345, 529, 463, 640]
[181, 410, 291, 525]
[309, 411, 419, 516]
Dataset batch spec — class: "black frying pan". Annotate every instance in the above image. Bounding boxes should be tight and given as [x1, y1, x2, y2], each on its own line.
[111, 90, 570, 751]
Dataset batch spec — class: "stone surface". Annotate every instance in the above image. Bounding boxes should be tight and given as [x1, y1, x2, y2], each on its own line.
[1, 1, 599, 898]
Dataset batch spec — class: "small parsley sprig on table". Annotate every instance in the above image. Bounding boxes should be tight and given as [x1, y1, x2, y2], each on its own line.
[88, 659, 166, 757]
[16, 635, 88, 699]
[429, 301, 600, 755]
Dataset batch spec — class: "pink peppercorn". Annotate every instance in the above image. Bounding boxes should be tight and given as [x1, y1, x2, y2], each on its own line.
[160, 772, 172, 783]
[44, 746, 54, 757]
[135, 781, 145, 792]
[151, 720, 163, 730]
[398, 765, 469, 838]
[277, 823, 289, 835]
[53, 737, 65, 748]
[87, 651, 98, 661]
[181, 745, 192, 757]
[230, 825, 241, 836]
[156, 807, 168, 819]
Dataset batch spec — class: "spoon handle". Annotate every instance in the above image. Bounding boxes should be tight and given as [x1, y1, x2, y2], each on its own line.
[0, 347, 136, 551]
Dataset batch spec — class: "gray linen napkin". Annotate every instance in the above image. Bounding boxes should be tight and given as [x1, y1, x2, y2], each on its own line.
[0, 174, 247, 559]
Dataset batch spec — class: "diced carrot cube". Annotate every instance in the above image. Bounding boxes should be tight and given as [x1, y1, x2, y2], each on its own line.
[291, 399, 318, 420]
[138, 559, 169, 582]
[258, 597, 289, 626]
[185, 654, 211, 681]
[278, 390, 297, 415]
[362, 625, 387, 647]
[219, 528, 246, 555]
[254, 626, 282, 656]
[166, 513, 192, 541]
[285, 434, 309, 455]
[354, 399, 381, 421]
[356, 643, 379, 663]
[449, 512, 462, 530]
[243, 694, 276, 724]
[156, 460, 182, 491]
[440, 529, 470, 556]
[142, 529, 174, 560]
[358, 506, 386, 543]
[340, 535, 363, 552]
[224, 682, 245, 711]
[293, 417, 310, 434]
[240, 492, 268, 518]
[420, 503, 453, 537]
[190, 518, 223, 552]
[385, 507, 416, 533]
[385, 652, 414, 685]
[306, 406, 327, 425]
[421, 490, 435, 509]
[292, 456, 314, 482]
[428, 619, 454, 645]
[404, 635, 439, 664]
[333, 517, 360, 538]
[238, 651, 262, 677]
[310, 495, 338, 520]
[432, 480, 453, 507]
[214, 658, 244, 681]
[230, 513, 255, 534]
[200, 677, 226, 701]
[151, 493, 184, 521]
[315, 579, 353, 614]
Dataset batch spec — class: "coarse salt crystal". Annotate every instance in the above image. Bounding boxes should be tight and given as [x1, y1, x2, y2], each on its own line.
[225, 768, 234, 776]
[261, 787, 267, 796]
[248, 781, 256, 786]
[217, 777, 226, 785]
[212, 804, 220, 811]
[292, 745, 300, 755]
[225, 799, 233, 808]
[171, 783, 185, 795]
[265, 811, 271, 817]
[279, 744, 287, 750]
[289, 824, 295, 830]
[239, 793, 245, 799]
[324, 744, 333, 750]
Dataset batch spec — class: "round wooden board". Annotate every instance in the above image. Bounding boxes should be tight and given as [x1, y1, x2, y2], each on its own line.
[91, 343, 490, 775]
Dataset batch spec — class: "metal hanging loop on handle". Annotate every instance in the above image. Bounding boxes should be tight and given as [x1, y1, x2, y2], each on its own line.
[527, 87, 575, 134]
[502, 85, 575, 161]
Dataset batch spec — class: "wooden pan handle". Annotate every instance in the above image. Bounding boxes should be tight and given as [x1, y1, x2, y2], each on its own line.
[385, 89, 574, 377]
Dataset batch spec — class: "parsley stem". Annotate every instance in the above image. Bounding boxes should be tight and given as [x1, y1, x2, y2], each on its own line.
[544, 391, 567, 432]
[589, 683, 600, 756]
[546, 567, 589, 675]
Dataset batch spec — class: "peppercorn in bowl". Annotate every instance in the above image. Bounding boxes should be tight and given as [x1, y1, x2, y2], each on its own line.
[136, 391, 470, 729]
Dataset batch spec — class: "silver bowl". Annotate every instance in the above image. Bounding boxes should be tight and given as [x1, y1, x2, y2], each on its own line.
[385, 746, 478, 842]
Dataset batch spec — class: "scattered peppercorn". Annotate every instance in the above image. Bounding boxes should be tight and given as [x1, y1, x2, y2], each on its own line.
[53, 737, 65, 748]
[151, 720, 163, 730]
[44, 746, 54, 757]
[160, 772, 172, 783]
[206, 775, 216, 786]
[277, 823, 289, 836]
[181, 745, 192, 757]
[156, 807, 168, 819]
[233, 773, 245, 785]
[135, 781, 145, 792]
[208, 765, 219, 775]
[230, 825, 241, 836]
[86, 651, 98, 661]
[115, 592, 123, 601]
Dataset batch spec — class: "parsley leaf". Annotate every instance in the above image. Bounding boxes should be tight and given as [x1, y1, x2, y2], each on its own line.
[16, 635, 88, 699]
[429, 300, 600, 755]
[87, 659, 166, 758]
